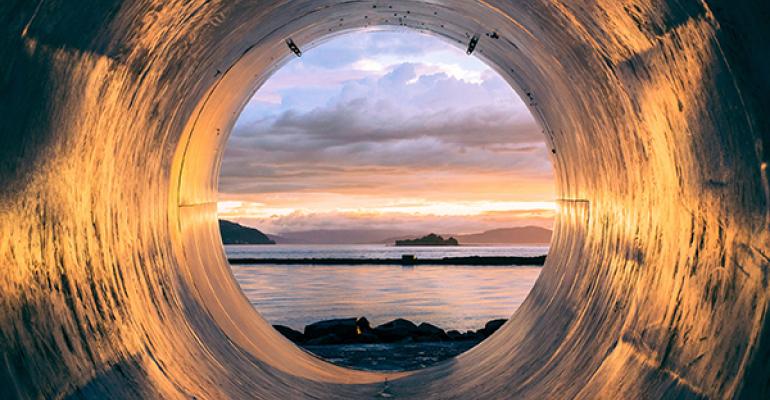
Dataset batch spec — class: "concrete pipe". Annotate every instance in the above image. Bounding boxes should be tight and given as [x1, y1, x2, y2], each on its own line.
[1, 1, 768, 398]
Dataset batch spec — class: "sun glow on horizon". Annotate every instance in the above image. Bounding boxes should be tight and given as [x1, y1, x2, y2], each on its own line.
[217, 199, 557, 235]
[217, 200, 556, 218]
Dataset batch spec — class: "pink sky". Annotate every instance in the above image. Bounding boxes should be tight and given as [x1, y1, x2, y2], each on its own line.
[218, 30, 555, 235]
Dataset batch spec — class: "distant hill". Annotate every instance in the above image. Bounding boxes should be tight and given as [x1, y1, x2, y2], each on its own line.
[268, 229, 419, 245]
[219, 220, 275, 245]
[260, 226, 552, 245]
[395, 233, 459, 246]
[384, 227, 552, 245]
[455, 226, 552, 244]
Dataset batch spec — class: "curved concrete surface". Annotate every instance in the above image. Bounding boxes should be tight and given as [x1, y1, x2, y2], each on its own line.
[1, 1, 768, 398]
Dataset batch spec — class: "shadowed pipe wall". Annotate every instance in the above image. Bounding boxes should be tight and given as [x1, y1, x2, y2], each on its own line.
[1, 1, 768, 398]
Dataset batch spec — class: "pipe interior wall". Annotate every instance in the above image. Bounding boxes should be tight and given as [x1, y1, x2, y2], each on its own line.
[1, 1, 768, 399]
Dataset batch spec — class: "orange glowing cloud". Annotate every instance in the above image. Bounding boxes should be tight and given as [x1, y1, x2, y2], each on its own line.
[218, 31, 555, 234]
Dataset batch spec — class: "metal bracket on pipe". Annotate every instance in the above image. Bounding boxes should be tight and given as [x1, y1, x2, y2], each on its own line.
[466, 34, 480, 55]
[286, 38, 302, 57]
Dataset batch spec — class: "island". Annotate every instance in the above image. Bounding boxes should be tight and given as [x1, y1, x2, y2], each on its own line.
[395, 233, 459, 246]
[219, 219, 276, 245]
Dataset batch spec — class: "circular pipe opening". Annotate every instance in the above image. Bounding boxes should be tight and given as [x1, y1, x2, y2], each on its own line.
[216, 28, 555, 372]
[173, 5, 562, 381]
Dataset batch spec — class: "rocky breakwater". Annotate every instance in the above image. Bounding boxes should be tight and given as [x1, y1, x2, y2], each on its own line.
[272, 317, 508, 370]
[274, 317, 507, 346]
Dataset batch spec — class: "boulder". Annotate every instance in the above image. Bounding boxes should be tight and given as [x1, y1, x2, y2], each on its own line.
[373, 318, 421, 342]
[355, 331, 380, 344]
[304, 318, 359, 341]
[302, 317, 376, 344]
[478, 319, 507, 337]
[460, 330, 481, 341]
[295, 317, 506, 345]
[416, 322, 449, 341]
[446, 330, 463, 341]
[272, 325, 305, 343]
[304, 333, 343, 346]
[356, 317, 372, 332]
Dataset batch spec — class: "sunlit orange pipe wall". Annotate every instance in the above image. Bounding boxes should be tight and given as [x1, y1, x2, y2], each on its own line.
[0, 1, 768, 399]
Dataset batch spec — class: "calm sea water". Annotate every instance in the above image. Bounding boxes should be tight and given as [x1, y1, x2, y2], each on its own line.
[226, 244, 546, 331]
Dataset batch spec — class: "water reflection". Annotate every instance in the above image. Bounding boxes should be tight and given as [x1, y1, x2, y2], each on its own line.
[230, 261, 542, 331]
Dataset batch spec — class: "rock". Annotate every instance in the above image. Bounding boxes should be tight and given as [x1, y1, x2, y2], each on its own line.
[478, 319, 507, 337]
[416, 322, 443, 336]
[355, 332, 380, 344]
[304, 333, 343, 346]
[460, 330, 482, 341]
[296, 317, 506, 345]
[416, 322, 449, 341]
[302, 317, 377, 345]
[304, 318, 359, 341]
[356, 317, 372, 332]
[446, 329, 480, 341]
[273, 325, 305, 343]
[373, 318, 421, 342]
[446, 330, 463, 340]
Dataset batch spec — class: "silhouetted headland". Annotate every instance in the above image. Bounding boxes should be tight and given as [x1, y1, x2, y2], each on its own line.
[228, 255, 546, 266]
[219, 219, 275, 244]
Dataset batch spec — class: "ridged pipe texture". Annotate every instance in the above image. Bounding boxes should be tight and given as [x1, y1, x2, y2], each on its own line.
[1, 1, 769, 399]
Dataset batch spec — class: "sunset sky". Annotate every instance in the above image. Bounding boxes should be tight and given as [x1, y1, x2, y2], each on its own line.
[218, 30, 555, 235]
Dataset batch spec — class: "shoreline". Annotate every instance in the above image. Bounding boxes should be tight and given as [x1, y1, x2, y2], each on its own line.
[228, 255, 546, 266]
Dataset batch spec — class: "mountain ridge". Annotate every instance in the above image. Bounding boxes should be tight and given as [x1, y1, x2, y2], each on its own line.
[455, 226, 551, 245]
[220, 221, 552, 245]
[266, 229, 420, 245]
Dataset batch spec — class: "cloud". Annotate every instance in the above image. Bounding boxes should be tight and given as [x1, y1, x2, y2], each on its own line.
[221, 207, 555, 235]
[222, 65, 548, 182]
[218, 30, 554, 233]
[300, 29, 450, 69]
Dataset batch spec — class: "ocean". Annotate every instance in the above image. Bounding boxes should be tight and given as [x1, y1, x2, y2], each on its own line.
[226, 244, 546, 332]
